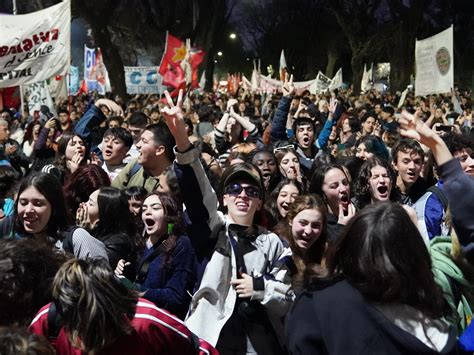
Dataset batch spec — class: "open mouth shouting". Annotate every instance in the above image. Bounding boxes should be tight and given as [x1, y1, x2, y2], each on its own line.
[375, 185, 390, 201]
[339, 193, 349, 208]
[405, 170, 417, 181]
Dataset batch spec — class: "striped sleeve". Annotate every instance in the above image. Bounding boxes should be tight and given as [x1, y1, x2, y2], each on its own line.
[71, 228, 109, 260]
[134, 299, 218, 355]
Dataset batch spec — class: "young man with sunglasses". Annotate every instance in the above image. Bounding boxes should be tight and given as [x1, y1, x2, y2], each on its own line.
[161, 90, 293, 354]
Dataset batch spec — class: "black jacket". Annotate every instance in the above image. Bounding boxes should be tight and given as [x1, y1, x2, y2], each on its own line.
[286, 278, 457, 355]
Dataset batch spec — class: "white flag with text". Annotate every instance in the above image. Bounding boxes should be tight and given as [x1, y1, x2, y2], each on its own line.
[0, 1, 70, 88]
[415, 25, 453, 96]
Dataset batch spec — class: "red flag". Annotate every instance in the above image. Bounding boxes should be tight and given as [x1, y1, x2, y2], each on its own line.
[159, 33, 205, 89]
[77, 80, 88, 96]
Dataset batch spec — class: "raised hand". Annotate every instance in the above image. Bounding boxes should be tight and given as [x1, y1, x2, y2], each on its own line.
[67, 150, 84, 173]
[398, 109, 437, 146]
[338, 202, 356, 225]
[282, 74, 295, 97]
[95, 98, 124, 116]
[329, 96, 338, 116]
[160, 89, 190, 152]
[75, 202, 98, 231]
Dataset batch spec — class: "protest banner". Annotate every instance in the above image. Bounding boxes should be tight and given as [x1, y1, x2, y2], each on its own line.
[329, 68, 343, 91]
[310, 72, 332, 94]
[0, 0, 70, 88]
[68, 66, 79, 95]
[124, 66, 163, 94]
[48, 75, 68, 101]
[361, 63, 373, 92]
[84, 46, 97, 92]
[415, 25, 453, 96]
[25, 81, 57, 117]
[94, 48, 111, 95]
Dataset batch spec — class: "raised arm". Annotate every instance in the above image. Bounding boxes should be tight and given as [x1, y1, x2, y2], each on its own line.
[399, 110, 474, 258]
[270, 74, 294, 143]
[161, 90, 222, 238]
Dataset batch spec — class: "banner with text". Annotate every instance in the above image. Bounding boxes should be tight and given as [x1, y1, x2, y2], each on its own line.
[124, 66, 163, 94]
[415, 25, 453, 96]
[25, 81, 57, 117]
[84, 46, 97, 92]
[0, 1, 70, 88]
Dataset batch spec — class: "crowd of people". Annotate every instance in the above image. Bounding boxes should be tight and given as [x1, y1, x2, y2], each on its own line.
[0, 75, 473, 354]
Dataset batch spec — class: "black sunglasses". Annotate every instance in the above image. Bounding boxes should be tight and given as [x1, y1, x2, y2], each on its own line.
[224, 183, 262, 199]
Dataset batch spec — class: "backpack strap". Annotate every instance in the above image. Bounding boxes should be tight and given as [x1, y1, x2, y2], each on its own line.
[126, 162, 142, 182]
[61, 226, 78, 255]
[47, 303, 62, 339]
[134, 239, 168, 285]
[427, 185, 449, 211]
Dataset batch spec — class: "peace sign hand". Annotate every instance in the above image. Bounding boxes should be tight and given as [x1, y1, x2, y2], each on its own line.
[282, 74, 295, 97]
[160, 89, 190, 152]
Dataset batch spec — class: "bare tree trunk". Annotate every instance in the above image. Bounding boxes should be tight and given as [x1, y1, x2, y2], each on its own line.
[93, 26, 128, 99]
[325, 48, 338, 78]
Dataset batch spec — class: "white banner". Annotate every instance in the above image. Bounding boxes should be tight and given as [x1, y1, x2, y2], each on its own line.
[361, 63, 373, 92]
[310, 71, 332, 94]
[25, 81, 57, 117]
[124, 66, 163, 94]
[48, 75, 68, 101]
[415, 25, 453, 96]
[0, 1, 71, 88]
[329, 68, 343, 90]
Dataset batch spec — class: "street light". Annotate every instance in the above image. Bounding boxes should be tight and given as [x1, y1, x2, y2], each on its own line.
[217, 51, 223, 56]
[229, 33, 237, 40]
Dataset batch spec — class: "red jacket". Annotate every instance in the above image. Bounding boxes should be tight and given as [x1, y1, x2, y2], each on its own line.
[29, 298, 217, 355]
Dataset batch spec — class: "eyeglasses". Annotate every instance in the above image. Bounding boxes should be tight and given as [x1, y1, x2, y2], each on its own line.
[224, 183, 262, 199]
[273, 144, 295, 154]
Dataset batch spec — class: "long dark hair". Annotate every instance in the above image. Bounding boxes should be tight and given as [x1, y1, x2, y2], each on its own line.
[54, 132, 89, 178]
[15, 173, 70, 240]
[52, 258, 138, 353]
[95, 187, 140, 251]
[309, 163, 349, 203]
[310, 202, 449, 319]
[143, 192, 184, 268]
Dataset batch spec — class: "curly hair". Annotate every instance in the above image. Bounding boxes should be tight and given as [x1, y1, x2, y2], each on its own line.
[353, 157, 399, 209]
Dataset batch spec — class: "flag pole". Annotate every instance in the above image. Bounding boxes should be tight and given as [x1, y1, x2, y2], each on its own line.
[12, 0, 27, 119]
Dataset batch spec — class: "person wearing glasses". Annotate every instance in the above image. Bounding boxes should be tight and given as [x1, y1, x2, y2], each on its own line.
[161, 90, 293, 354]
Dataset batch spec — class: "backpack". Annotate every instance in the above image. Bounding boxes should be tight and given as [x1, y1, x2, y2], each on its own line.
[430, 236, 474, 333]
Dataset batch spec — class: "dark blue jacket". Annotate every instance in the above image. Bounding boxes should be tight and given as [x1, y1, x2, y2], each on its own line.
[438, 158, 474, 261]
[139, 235, 196, 319]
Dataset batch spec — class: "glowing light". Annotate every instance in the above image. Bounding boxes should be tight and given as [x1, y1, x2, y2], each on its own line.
[217, 51, 223, 56]
[229, 33, 237, 40]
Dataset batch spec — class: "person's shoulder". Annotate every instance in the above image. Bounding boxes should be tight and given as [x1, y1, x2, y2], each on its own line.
[302, 278, 366, 311]
[133, 298, 190, 332]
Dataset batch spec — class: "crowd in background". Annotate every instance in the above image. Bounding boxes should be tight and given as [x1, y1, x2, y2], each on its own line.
[0, 78, 473, 354]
